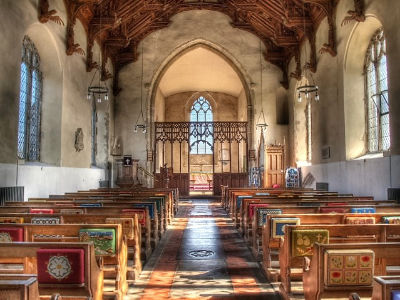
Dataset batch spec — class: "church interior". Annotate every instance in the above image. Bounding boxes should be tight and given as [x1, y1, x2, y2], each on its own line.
[0, 0, 399, 299]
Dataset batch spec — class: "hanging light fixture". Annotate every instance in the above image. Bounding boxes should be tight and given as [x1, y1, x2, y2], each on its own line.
[134, 43, 146, 133]
[256, 39, 268, 132]
[87, 7, 108, 103]
[297, 3, 319, 103]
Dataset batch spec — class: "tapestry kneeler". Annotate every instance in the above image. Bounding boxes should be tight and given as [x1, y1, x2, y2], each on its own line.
[324, 249, 374, 286]
[37, 248, 85, 285]
[79, 228, 116, 256]
[291, 229, 329, 257]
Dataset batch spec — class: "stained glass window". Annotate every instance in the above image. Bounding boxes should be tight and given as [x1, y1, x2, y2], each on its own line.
[18, 36, 42, 160]
[190, 96, 213, 154]
[365, 28, 390, 152]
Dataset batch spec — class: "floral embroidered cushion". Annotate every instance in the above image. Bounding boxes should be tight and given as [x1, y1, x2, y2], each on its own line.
[0, 227, 24, 242]
[324, 249, 374, 286]
[291, 229, 329, 257]
[37, 248, 85, 284]
[79, 228, 116, 256]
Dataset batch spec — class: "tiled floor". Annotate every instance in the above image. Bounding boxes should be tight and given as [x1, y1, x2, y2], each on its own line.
[127, 199, 281, 299]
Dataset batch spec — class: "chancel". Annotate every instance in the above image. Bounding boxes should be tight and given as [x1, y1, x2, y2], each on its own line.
[0, 0, 399, 299]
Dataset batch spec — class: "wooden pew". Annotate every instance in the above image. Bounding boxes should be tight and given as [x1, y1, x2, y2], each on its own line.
[279, 224, 400, 297]
[0, 242, 103, 300]
[0, 223, 126, 299]
[0, 274, 39, 300]
[372, 275, 400, 300]
[302, 243, 400, 300]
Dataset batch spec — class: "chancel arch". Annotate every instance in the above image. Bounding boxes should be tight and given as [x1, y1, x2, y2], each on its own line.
[152, 43, 249, 195]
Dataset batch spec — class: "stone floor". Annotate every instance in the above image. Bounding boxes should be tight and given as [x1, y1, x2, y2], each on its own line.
[126, 199, 282, 299]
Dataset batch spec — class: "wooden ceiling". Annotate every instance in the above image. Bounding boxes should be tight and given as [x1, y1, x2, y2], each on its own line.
[38, 0, 364, 94]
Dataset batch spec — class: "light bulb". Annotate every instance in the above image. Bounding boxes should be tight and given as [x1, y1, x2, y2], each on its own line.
[105, 94, 109, 101]
[97, 96, 101, 103]
[315, 93, 320, 101]
[87, 93, 91, 100]
[142, 127, 147, 134]
[134, 125, 138, 133]
[306, 92, 309, 100]
[297, 93, 302, 103]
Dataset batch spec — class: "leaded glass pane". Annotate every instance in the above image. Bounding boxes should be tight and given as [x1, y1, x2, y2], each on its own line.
[18, 36, 42, 161]
[17, 62, 28, 159]
[365, 28, 390, 153]
[190, 97, 213, 154]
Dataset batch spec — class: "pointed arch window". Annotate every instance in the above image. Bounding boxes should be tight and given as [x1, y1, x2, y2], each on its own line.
[17, 36, 42, 160]
[190, 96, 213, 154]
[365, 28, 390, 152]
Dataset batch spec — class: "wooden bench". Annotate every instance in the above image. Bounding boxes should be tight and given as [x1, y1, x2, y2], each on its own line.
[279, 224, 400, 297]
[372, 275, 400, 300]
[261, 213, 400, 279]
[302, 243, 400, 300]
[0, 223, 126, 299]
[0, 242, 103, 300]
[0, 274, 39, 300]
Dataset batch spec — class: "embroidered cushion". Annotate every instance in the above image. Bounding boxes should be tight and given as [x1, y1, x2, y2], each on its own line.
[30, 208, 54, 214]
[345, 217, 375, 224]
[392, 290, 400, 300]
[291, 229, 329, 257]
[131, 204, 155, 219]
[79, 203, 102, 207]
[0, 227, 24, 242]
[79, 228, 116, 256]
[59, 209, 84, 215]
[31, 217, 60, 225]
[255, 193, 270, 196]
[106, 218, 134, 240]
[327, 203, 347, 206]
[122, 209, 146, 226]
[350, 207, 376, 213]
[0, 217, 24, 223]
[257, 209, 282, 227]
[248, 204, 269, 220]
[37, 248, 85, 284]
[324, 249, 374, 286]
[320, 207, 346, 213]
[271, 218, 300, 238]
[299, 202, 321, 207]
[382, 216, 400, 224]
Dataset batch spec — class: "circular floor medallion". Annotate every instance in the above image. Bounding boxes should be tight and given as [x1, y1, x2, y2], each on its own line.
[189, 250, 215, 257]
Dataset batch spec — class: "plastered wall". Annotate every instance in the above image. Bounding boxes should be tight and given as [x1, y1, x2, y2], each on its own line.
[288, 0, 400, 198]
[0, 0, 112, 197]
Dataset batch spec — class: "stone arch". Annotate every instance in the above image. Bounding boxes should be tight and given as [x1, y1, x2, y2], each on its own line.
[147, 39, 254, 150]
[343, 15, 383, 159]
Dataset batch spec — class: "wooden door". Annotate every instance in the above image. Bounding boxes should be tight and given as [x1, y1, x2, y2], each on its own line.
[265, 145, 285, 187]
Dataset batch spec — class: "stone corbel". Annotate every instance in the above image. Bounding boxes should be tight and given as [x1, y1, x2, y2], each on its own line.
[101, 46, 112, 81]
[305, 28, 317, 72]
[341, 0, 366, 26]
[86, 38, 98, 72]
[39, 0, 64, 26]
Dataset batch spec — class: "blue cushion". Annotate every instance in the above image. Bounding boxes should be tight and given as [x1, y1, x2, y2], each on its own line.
[236, 196, 252, 209]
[392, 290, 400, 300]
[350, 207, 376, 213]
[79, 203, 102, 207]
[132, 204, 155, 219]
[255, 193, 270, 196]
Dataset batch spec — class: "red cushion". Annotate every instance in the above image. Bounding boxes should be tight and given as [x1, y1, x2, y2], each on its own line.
[30, 208, 54, 214]
[327, 202, 346, 207]
[37, 248, 85, 284]
[320, 207, 346, 213]
[248, 204, 270, 219]
[122, 209, 146, 226]
[0, 227, 24, 242]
